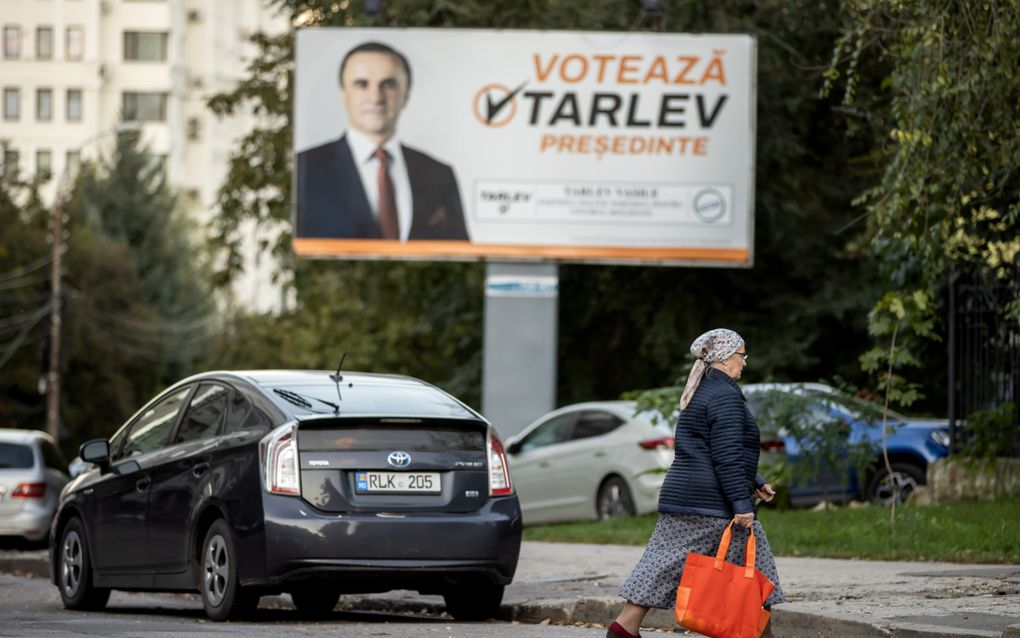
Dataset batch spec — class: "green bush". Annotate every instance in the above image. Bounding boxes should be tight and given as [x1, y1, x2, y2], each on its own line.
[960, 403, 1018, 460]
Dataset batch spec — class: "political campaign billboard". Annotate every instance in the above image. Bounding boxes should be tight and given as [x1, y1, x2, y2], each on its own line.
[293, 28, 756, 266]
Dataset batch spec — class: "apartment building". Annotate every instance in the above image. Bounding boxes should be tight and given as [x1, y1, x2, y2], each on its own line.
[0, 0, 288, 311]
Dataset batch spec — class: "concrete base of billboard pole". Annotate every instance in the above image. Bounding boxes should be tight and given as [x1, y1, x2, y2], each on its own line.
[481, 262, 559, 440]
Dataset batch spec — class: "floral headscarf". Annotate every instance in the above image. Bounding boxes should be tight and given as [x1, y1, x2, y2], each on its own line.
[678, 328, 744, 411]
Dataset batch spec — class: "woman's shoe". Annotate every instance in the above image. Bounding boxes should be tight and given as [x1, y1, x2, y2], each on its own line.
[607, 621, 641, 638]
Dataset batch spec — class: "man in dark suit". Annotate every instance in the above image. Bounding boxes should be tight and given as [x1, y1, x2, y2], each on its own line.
[296, 41, 469, 241]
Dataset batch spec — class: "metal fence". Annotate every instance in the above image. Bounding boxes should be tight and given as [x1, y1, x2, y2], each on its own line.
[948, 267, 1020, 456]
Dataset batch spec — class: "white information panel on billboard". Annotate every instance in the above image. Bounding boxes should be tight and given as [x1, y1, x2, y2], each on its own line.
[293, 28, 756, 266]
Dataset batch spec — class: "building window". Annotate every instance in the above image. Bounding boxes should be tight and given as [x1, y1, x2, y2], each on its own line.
[123, 31, 168, 62]
[36, 26, 53, 60]
[3, 25, 21, 59]
[36, 88, 52, 121]
[65, 26, 83, 60]
[3, 149, 19, 177]
[65, 150, 81, 179]
[36, 149, 52, 181]
[123, 91, 167, 122]
[3, 88, 19, 120]
[66, 89, 82, 121]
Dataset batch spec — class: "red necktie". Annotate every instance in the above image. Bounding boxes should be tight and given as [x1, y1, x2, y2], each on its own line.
[374, 148, 399, 240]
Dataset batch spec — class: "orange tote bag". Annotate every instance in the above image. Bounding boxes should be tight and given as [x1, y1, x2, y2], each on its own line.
[674, 520, 775, 638]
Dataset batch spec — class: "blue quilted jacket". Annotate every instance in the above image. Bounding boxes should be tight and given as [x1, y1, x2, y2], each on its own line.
[659, 367, 765, 518]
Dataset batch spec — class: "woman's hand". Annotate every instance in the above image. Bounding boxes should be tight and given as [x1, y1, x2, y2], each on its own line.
[755, 483, 776, 503]
[733, 512, 754, 529]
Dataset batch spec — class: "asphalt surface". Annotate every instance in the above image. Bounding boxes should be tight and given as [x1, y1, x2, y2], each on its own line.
[3, 541, 1019, 637]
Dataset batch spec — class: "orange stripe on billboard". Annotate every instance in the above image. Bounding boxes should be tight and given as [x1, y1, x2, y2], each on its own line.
[293, 238, 749, 264]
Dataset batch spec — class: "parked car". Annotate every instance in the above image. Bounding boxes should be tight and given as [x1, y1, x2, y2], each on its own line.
[744, 383, 950, 506]
[506, 401, 674, 525]
[50, 370, 521, 621]
[0, 429, 70, 543]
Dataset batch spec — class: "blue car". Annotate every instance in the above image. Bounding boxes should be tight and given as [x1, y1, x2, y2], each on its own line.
[744, 383, 950, 506]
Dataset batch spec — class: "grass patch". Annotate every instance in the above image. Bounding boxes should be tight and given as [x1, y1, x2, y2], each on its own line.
[521, 497, 1020, 563]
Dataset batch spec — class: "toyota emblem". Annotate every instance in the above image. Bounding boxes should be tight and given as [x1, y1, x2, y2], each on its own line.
[387, 451, 412, 468]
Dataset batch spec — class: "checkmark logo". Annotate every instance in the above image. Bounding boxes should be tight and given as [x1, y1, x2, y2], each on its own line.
[473, 81, 528, 128]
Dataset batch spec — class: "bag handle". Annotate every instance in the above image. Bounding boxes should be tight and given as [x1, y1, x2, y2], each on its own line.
[713, 520, 757, 579]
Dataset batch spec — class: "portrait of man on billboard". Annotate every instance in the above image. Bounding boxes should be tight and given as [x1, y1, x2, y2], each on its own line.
[295, 41, 470, 241]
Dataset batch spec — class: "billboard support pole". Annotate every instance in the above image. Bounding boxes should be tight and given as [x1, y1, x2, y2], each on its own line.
[482, 262, 558, 439]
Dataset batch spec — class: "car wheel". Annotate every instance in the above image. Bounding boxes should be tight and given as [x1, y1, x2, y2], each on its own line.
[867, 462, 925, 505]
[443, 582, 504, 621]
[57, 518, 110, 611]
[200, 519, 257, 621]
[597, 476, 636, 519]
[290, 587, 340, 617]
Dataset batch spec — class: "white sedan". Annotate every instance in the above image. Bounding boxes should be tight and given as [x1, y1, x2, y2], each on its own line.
[505, 401, 675, 525]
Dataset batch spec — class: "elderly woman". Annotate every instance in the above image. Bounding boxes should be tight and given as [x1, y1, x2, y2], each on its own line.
[607, 328, 785, 638]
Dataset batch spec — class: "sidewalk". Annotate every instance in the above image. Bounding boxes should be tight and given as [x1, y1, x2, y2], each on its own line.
[4, 542, 1019, 637]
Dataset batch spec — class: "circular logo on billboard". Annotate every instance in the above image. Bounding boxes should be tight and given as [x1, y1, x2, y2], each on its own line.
[692, 188, 727, 224]
[387, 451, 412, 468]
[473, 82, 527, 128]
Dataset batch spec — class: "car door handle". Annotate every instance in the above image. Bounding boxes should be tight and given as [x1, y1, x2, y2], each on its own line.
[192, 462, 210, 478]
[593, 451, 607, 458]
[135, 477, 151, 492]
[538, 461, 551, 468]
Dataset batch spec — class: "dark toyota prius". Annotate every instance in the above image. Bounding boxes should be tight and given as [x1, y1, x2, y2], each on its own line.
[50, 370, 521, 621]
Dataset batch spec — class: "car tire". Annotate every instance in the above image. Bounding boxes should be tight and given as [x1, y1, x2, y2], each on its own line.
[597, 476, 636, 519]
[57, 517, 110, 611]
[443, 582, 504, 621]
[290, 587, 340, 617]
[867, 462, 925, 505]
[200, 519, 257, 621]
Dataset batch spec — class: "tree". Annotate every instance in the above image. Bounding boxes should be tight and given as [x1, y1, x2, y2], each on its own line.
[824, 1, 1020, 409]
[0, 161, 53, 430]
[205, 0, 890, 409]
[0, 148, 178, 453]
[73, 131, 218, 379]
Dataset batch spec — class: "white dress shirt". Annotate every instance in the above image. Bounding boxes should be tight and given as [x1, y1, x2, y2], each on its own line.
[346, 129, 413, 241]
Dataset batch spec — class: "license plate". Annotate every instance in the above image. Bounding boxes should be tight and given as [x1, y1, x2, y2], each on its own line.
[355, 471, 440, 494]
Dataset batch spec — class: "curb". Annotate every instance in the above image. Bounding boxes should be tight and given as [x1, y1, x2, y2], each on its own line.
[1, 555, 1012, 638]
[0, 552, 48, 580]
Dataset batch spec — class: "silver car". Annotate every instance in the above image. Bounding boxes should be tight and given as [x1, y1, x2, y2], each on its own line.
[506, 401, 675, 525]
[0, 429, 70, 542]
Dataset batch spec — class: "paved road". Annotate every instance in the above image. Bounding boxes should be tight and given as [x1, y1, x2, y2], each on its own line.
[0, 573, 616, 637]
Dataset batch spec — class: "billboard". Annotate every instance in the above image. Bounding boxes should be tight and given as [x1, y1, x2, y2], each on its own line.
[293, 28, 756, 266]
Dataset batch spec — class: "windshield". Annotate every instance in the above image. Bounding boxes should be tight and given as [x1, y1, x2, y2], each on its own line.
[264, 382, 477, 420]
[746, 386, 910, 423]
[810, 389, 909, 422]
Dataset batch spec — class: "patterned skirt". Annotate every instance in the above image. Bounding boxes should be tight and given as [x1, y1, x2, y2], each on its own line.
[618, 512, 786, 609]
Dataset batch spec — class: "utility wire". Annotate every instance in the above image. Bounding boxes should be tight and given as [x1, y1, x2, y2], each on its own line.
[0, 272, 53, 291]
[0, 304, 52, 330]
[0, 254, 54, 283]
[0, 304, 49, 371]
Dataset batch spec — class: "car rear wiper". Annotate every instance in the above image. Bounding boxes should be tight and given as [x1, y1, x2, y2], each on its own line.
[272, 388, 339, 412]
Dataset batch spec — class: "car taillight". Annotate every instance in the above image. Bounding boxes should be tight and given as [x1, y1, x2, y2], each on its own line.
[639, 437, 674, 450]
[261, 424, 300, 496]
[488, 432, 513, 496]
[760, 439, 785, 452]
[11, 482, 46, 499]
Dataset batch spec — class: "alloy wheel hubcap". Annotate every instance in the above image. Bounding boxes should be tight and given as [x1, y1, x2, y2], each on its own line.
[600, 483, 629, 517]
[203, 535, 229, 606]
[875, 471, 919, 504]
[61, 530, 82, 596]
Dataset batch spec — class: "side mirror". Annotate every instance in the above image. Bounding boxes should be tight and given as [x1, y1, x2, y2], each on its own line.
[79, 439, 110, 466]
[507, 440, 522, 455]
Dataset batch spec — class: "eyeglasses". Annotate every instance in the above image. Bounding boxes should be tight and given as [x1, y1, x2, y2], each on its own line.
[733, 351, 748, 360]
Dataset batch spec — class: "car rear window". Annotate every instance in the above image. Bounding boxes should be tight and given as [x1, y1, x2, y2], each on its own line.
[266, 382, 476, 419]
[0, 443, 34, 469]
[300, 426, 485, 452]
